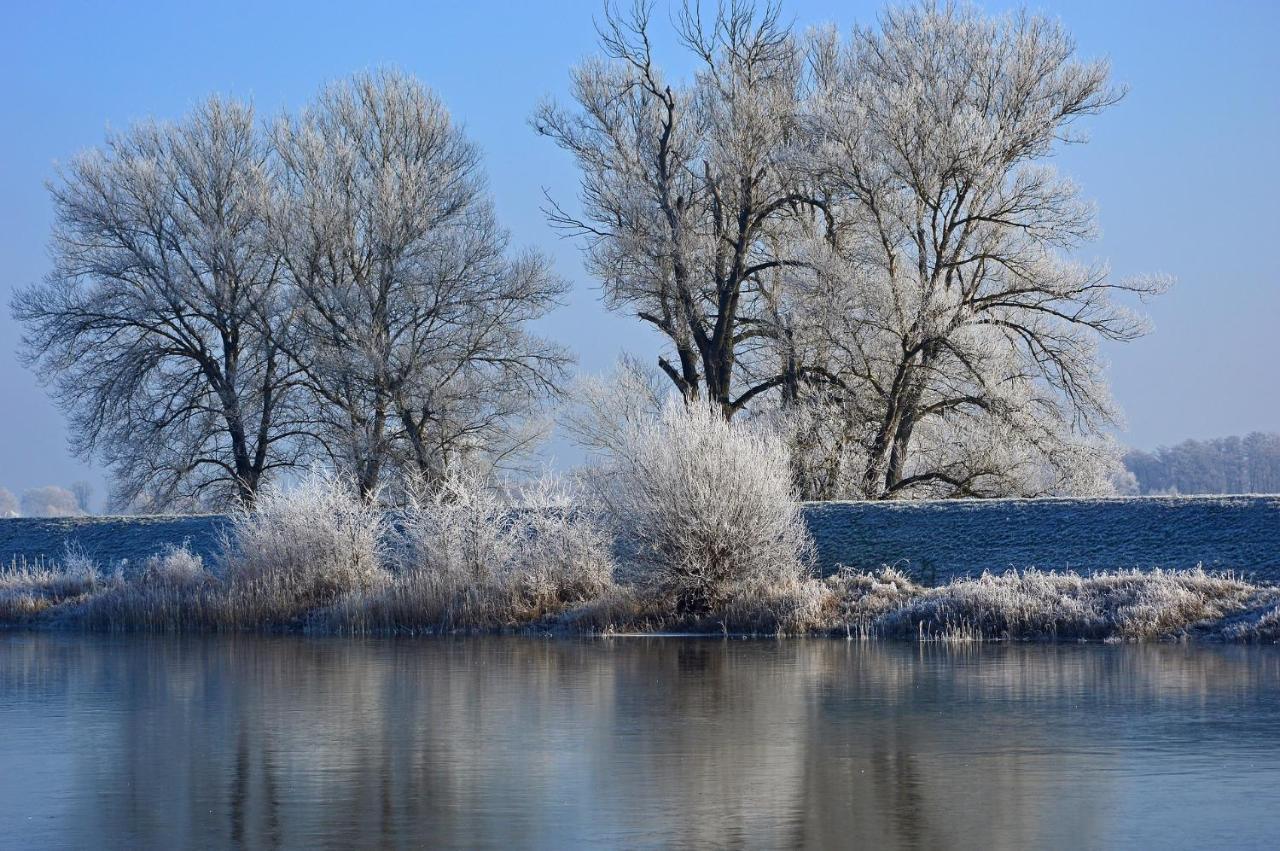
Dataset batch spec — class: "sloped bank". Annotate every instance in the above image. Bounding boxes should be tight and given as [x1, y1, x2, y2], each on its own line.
[4, 495, 1279, 583]
[805, 495, 1280, 582]
[3, 489, 1279, 642]
[3, 556, 1279, 642]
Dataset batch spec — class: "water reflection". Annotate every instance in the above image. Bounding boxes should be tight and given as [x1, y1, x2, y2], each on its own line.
[1, 636, 1277, 849]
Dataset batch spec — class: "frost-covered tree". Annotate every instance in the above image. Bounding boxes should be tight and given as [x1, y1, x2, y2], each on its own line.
[20, 486, 83, 518]
[535, 1, 825, 417]
[542, 1, 1165, 501]
[1125, 433, 1280, 495]
[786, 2, 1169, 498]
[0, 487, 18, 518]
[274, 69, 570, 499]
[12, 98, 301, 509]
[70, 480, 94, 515]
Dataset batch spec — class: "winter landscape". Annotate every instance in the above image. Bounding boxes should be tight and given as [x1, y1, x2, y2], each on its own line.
[2, 1, 1278, 848]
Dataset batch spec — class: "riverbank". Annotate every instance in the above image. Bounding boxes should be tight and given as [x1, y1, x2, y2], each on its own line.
[5, 472, 1278, 643]
[4, 554, 1277, 642]
[6, 494, 1279, 581]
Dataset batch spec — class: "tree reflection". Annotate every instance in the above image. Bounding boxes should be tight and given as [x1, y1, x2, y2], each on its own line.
[0, 636, 1276, 849]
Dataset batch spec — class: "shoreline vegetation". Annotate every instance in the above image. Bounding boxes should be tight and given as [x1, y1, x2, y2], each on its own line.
[3, 403, 1278, 644]
[4, 547, 1277, 643]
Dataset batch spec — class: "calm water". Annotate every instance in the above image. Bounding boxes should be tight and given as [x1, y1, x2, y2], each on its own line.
[1, 636, 1278, 850]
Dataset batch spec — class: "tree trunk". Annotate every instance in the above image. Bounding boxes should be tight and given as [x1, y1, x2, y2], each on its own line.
[883, 341, 937, 495]
[357, 406, 387, 502]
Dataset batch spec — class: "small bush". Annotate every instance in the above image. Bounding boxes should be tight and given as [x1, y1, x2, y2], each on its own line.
[593, 399, 814, 615]
[77, 545, 220, 632]
[327, 471, 615, 633]
[221, 471, 386, 626]
[872, 568, 1259, 641]
[0, 549, 101, 622]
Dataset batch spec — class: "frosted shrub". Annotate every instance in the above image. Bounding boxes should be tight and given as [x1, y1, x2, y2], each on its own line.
[874, 569, 1259, 641]
[507, 475, 617, 607]
[396, 469, 519, 588]
[1222, 603, 1280, 643]
[331, 470, 615, 632]
[140, 544, 210, 589]
[222, 471, 386, 624]
[78, 545, 218, 631]
[594, 399, 814, 615]
[0, 549, 101, 622]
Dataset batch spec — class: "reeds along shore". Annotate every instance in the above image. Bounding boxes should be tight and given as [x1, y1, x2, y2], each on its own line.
[4, 547, 1278, 642]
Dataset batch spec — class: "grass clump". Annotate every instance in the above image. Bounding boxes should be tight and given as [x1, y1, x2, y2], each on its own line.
[76, 545, 221, 632]
[324, 471, 615, 634]
[220, 471, 387, 627]
[816, 567, 925, 638]
[0, 549, 101, 623]
[1220, 602, 1280, 643]
[871, 568, 1264, 641]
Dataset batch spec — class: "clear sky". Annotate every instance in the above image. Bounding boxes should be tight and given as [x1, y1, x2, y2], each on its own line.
[2, 0, 1277, 506]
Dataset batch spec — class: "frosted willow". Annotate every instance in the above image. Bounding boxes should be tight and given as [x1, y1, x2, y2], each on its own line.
[12, 99, 301, 509]
[273, 70, 570, 498]
[786, 3, 1171, 499]
[535, 0, 825, 417]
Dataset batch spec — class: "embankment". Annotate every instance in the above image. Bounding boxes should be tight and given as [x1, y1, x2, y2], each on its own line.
[3, 495, 1278, 583]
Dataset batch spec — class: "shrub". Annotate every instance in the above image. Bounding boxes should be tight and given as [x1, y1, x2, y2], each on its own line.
[514, 477, 618, 608]
[592, 399, 814, 615]
[873, 568, 1259, 641]
[77, 545, 220, 632]
[0, 548, 101, 622]
[326, 470, 615, 633]
[221, 471, 386, 625]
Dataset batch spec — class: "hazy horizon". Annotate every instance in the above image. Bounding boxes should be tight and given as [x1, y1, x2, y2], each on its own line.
[3, 0, 1277, 504]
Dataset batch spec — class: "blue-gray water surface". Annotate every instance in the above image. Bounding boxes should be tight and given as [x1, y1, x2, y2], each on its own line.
[1, 635, 1278, 850]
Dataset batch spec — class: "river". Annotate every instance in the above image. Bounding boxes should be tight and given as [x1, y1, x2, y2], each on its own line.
[1, 635, 1277, 849]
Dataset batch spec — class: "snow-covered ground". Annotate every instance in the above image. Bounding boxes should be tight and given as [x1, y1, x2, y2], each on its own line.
[2, 495, 1277, 585]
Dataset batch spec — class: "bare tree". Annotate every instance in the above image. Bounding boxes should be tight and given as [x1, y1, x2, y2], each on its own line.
[535, 0, 825, 417]
[70, 480, 94, 515]
[12, 98, 302, 509]
[786, 2, 1170, 498]
[273, 69, 570, 499]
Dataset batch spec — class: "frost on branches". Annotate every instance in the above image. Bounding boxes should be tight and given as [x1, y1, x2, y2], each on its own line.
[541, 1, 1170, 501]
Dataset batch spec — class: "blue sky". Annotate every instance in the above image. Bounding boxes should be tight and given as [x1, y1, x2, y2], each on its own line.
[2, 0, 1277, 504]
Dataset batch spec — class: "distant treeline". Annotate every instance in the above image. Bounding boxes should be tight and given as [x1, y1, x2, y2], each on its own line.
[1124, 433, 1280, 495]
